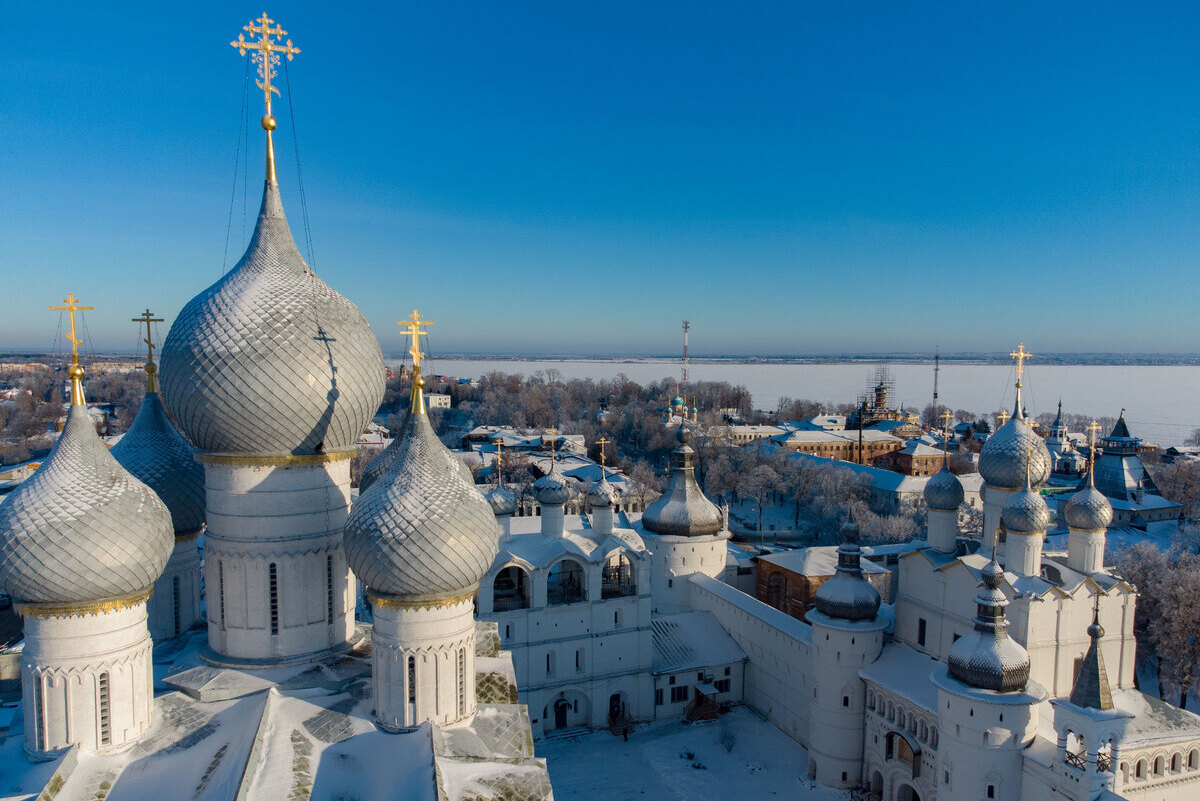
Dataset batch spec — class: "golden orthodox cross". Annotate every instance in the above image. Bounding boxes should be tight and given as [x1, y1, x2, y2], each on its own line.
[596, 436, 611, 476]
[998, 408, 1011, 428]
[50, 293, 93, 367]
[230, 13, 301, 115]
[1086, 419, 1102, 478]
[493, 438, 504, 482]
[132, 308, 165, 392]
[940, 408, 953, 453]
[397, 309, 434, 374]
[1009, 342, 1032, 387]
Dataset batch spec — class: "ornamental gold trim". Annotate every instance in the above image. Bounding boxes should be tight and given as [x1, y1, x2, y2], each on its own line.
[17, 590, 152, 619]
[195, 449, 357, 467]
[175, 527, 204, 543]
[368, 590, 476, 611]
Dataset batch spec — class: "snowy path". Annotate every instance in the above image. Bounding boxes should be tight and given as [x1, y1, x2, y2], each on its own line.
[539, 707, 852, 800]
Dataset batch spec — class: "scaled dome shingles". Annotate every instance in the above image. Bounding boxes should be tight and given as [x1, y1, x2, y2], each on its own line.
[160, 181, 385, 456]
[111, 391, 205, 534]
[344, 408, 499, 600]
[0, 406, 174, 604]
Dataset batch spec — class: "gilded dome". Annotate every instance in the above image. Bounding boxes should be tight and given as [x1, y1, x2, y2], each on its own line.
[1065, 485, 1113, 532]
[111, 390, 205, 534]
[813, 522, 881, 621]
[0, 406, 174, 604]
[947, 558, 1030, 692]
[160, 180, 385, 456]
[344, 404, 498, 600]
[533, 462, 571, 506]
[1002, 485, 1050, 534]
[923, 463, 964, 512]
[979, 408, 1051, 490]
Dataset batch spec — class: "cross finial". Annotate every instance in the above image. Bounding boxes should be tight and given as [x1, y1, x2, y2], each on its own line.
[398, 309, 434, 414]
[596, 436, 611, 473]
[398, 309, 434, 374]
[132, 308, 165, 392]
[1086, 419, 1102, 486]
[50, 293, 94, 406]
[1009, 342, 1033, 388]
[231, 13, 301, 181]
[998, 408, 1011, 428]
[492, 437, 504, 485]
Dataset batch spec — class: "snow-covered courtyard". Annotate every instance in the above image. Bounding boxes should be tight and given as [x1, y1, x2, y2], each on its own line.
[539, 707, 852, 800]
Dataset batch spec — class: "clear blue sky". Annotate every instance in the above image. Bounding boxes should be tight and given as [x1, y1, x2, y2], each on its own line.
[3, 2, 1199, 357]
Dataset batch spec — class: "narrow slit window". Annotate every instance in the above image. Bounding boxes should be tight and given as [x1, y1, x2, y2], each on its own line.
[172, 575, 182, 636]
[269, 563, 279, 635]
[407, 655, 416, 721]
[98, 671, 111, 746]
[457, 648, 466, 717]
[218, 561, 226, 628]
[326, 554, 334, 623]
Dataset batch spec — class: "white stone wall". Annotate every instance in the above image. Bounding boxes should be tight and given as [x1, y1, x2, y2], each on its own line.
[688, 574, 815, 746]
[372, 597, 477, 730]
[202, 459, 356, 662]
[21, 601, 154, 758]
[808, 612, 887, 789]
[642, 531, 729, 615]
[148, 534, 202, 641]
[652, 661, 744, 719]
[862, 685, 940, 801]
[935, 682, 1040, 801]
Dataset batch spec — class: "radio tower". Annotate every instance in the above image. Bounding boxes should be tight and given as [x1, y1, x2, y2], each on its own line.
[681, 320, 690, 383]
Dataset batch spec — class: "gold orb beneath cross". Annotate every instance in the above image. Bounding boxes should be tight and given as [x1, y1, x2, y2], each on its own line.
[68, 364, 84, 379]
[261, 114, 277, 131]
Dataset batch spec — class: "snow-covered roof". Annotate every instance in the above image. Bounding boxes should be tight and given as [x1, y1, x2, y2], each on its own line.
[859, 642, 941, 712]
[758, 546, 891, 577]
[652, 611, 748, 674]
[1108, 689, 1200, 748]
[688, 573, 813, 645]
[773, 429, 903, 445]
[494, 516, 647, 570]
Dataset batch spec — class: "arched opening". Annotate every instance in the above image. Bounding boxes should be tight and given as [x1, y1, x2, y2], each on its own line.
[602, 552, 636, 598]
[869, 770, 884, 799]
[493, 566, 531, 611]
[1189, 749, 1200, 769]
[547, 559, 586, 605]
[546, 691, 589, 731]
[767, 572, 787, 611]
[1153, 755, 1165, 776]
[895, 782, 921, 801]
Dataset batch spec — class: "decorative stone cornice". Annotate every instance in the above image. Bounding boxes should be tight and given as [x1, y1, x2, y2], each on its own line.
[368, 590, 475, 611]
[195, 449, 357, 467]
[17, 590, 152, 619]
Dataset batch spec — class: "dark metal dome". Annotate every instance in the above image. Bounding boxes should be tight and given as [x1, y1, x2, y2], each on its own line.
[641, 425, 722, 538]
[924, 462, 964, 511]
[1002, 485, 1050, 534]
[813, 522, 881, 621]
[1065, 484, 1112, 532]
[947, 558, 1030, 692]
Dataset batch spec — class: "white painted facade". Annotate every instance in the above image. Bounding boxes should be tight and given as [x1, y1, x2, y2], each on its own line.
[200, 456, 357, 664]
[640, 529, 730, 615]
[147, 534, 202, 641]
[19, 600, 155, 759]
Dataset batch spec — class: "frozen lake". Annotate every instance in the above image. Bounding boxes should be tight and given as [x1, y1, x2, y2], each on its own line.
[401, 357, 1200, 447]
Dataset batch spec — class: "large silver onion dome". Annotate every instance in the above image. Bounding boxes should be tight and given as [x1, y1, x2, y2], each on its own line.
[642, 425, 722, 538]
[0, 405, 174, 604]
[344, 397, 498, 600]
[924, 462, 964, 512]
[533, 462, 571, 505]
[813, 521, 881, 621]
[1002, 484, 1050, 534]
[1065, 485, 1113, 531]
[160, 180, 385, 456]
[484, 484, 517, 516]
[980, 405, 1051, 490]
[947, 558, 1030, 692]
[111, 389, 205, 534]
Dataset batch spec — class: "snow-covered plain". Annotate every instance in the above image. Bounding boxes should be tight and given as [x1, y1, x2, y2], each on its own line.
[539, 707, 852, 800]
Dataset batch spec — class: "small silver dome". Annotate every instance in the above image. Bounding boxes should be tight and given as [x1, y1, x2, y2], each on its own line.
[0, 406, 174, 604]
[1065, 485, 1112, 531]
[1002, 485, 1050, 534]
[344, 406, 498, 600]
[484, 483, 517, 516]
[980, 411, 1051, 490]
[533, 462, 571, 505]
[813, 522, 881, 621]
[160, 181, 385, 456]
[947, 558, 1030, 692]
[924, 463, 964, 511]
[111, 390, 205, 534]
[587, 477, 617, 508]
[359, 411, 408, 493]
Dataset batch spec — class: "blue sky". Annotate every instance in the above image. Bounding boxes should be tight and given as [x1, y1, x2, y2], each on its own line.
[2, 2, 1199, 357]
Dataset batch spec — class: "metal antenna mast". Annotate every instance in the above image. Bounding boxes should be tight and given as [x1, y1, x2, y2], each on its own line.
[681, 319, 690, 383]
